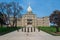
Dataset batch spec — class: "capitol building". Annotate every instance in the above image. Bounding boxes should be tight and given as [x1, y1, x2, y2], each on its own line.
[16, 5, 50, 27]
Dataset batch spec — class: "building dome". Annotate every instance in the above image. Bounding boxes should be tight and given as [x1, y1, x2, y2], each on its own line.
[27, 5, 32, 12]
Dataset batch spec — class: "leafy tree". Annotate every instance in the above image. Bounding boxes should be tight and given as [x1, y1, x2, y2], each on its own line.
[49, 10, 60, 32]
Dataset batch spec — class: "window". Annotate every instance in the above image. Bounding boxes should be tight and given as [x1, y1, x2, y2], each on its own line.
[27, 22, 32, 25]
[27, 19, 32, 25]
[27, 19, 32, 21]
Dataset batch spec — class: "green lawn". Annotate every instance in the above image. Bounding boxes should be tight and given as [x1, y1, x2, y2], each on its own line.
[0, 27, 22, 36]
[37, 26, 60, 36]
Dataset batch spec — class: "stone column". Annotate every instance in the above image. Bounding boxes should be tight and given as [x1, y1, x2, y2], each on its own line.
[24, 27, 26, 32]
[31, 27, 32, 32]
[34, 27, 35, 32]
[22, 27, 23, 32]
[27, 27, 29, 32]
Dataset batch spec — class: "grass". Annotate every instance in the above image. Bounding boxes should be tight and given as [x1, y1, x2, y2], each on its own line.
[37, 26, 60, 36]
[0, 27, 22, 36]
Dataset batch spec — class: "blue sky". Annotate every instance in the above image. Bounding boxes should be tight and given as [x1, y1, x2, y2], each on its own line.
[0, 0, 60, 17]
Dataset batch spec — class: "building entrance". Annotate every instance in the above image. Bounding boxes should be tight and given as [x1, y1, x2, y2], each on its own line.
[27, 19, 32, 25]
[27, 22, 32, 25]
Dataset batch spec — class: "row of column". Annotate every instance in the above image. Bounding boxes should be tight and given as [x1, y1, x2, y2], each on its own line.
[21, 27, 40, 32]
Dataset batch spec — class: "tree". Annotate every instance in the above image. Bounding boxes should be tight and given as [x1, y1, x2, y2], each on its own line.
[49, 10, 60, 32]
[0, 2, 23, 27]
[0, 12, 7, 27]
[5, 3, 13, 27]
[0, 3, 12, 27]
[0, 3, 5, 13]
[9, 2, 23, 27]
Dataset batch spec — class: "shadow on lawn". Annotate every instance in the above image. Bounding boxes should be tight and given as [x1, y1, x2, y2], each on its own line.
[0, 27, 22, 36]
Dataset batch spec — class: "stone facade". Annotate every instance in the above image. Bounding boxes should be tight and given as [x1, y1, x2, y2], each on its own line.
[16, 6, 50, 27]
[37, 17, 50, 26]
[17, 13, 50, 27]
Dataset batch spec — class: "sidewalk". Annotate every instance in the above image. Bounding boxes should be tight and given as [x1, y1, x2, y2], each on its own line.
[0, 28, 60, 40]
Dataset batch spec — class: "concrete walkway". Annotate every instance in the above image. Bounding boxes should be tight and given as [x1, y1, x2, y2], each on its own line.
[0, 28, 60, 40]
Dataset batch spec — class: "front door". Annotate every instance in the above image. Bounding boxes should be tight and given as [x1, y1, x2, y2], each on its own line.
[27, 22, 32, 25]
[27, 19, 32, 25]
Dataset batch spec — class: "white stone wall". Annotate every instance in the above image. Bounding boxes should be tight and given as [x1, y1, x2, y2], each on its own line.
[16, 13, 50, 27]
[37, 17, 50, 27]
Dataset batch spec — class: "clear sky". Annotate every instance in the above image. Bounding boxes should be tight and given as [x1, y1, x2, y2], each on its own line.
[0, 0, 60, 17]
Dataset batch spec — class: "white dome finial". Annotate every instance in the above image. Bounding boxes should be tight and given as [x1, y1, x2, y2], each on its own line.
[27, 3, 32, 12]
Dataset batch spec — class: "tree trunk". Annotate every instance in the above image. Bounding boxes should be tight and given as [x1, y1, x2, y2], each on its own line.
[56, 26, 59, 32]
[13, 19, 15, 27]
[15, 18, 17, 27]
[13, 16, 17, 27]
[13, 16, 15, 27]
[1, 23, 3, 28]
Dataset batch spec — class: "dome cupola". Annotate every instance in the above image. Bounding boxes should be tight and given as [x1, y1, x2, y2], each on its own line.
[27, 5, 32, 12]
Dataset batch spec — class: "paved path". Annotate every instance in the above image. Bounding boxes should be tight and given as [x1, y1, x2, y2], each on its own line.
[0, 27, 60, 40]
